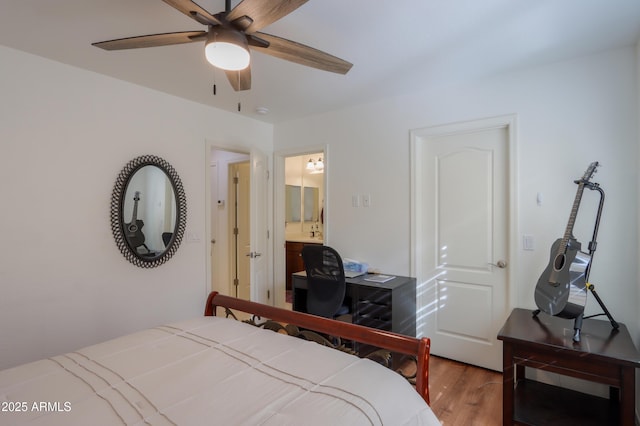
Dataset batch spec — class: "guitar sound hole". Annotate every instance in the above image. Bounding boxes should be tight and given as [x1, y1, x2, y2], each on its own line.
[553, 254, 565, 271]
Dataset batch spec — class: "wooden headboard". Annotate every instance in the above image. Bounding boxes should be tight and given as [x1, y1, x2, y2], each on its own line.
[204, 291, 430, 404]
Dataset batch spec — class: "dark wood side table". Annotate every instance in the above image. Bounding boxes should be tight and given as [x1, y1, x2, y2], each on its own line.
[497, 308, 640, 425]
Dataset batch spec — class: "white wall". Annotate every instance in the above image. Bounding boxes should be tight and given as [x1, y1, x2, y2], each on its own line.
[0, 46, 272, 369]
[275, 47, 639, 342]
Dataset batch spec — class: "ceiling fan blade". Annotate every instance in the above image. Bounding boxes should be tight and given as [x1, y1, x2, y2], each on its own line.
[92, 31, 206, 50]
[251, 32, 352, 74]
[162, 0, 222, 25]
[225, 66, 252, 91]
[227, 0, 308, 34]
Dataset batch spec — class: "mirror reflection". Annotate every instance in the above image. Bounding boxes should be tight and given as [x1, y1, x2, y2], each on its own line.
[111, 155, 186, 268]
[123, 165, 177, 257]
[285, 185, 301, 222]
[303, 186, 319, 222]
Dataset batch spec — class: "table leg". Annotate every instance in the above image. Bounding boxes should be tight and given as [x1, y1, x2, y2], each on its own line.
[515, 364, 525, 382]
[619, 366, 635, 426]
[502, 343, 514, 425]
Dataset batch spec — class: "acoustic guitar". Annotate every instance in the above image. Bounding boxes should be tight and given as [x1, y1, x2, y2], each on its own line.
[124, 191, 145, 249]
[534, 162, 599, 319]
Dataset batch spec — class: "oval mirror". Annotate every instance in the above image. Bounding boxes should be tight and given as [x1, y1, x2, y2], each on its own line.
[110, 155, 187, 268]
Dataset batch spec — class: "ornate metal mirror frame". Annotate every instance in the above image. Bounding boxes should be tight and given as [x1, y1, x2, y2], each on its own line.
[110, 155, 187, 268]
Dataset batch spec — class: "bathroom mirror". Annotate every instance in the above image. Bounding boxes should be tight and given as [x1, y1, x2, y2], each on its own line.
[303, 186, 319, 222]
[285, 185, 301, 222]
[110, 155, 187, 268]
[285, 185, 320, 224]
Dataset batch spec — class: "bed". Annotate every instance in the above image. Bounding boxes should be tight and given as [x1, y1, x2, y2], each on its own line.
[0, 292, 440, 425]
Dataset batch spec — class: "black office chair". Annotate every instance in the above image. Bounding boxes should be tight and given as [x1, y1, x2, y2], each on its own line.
[301, 245, 350, 319]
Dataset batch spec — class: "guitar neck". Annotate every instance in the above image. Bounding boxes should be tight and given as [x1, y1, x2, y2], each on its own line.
[559, 183, 586, 251]
[132, 192, 140, 221]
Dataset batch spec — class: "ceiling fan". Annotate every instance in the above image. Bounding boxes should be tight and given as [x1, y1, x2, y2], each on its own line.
[92, 0, 353, 91]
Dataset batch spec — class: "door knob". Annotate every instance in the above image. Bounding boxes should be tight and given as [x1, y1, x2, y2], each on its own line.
[246, 252, 262, 258]
[489, 260, 507, 269]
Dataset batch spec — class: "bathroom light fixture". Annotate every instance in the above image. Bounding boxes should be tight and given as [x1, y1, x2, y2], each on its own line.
[205, 28, 250, 71]
[306, 157, 324, 173]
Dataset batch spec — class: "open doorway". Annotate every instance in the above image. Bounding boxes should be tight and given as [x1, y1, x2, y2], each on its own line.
[208, 145, 271, 305]
[209, 148, 250, 299]
[284, 154, 325, 239]
[273, 148, 326, 308]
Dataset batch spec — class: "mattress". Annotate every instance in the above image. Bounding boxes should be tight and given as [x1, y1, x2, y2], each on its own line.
[0, 316, 440, 425]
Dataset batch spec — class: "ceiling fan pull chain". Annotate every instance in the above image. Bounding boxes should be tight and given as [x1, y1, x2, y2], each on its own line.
[237, 71, 241, 112]
[212, 68, 217, 96]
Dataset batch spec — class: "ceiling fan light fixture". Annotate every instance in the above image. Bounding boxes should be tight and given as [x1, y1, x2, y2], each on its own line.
[205, 28, 250, 71]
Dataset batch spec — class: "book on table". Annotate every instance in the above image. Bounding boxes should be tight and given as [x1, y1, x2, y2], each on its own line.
[364, 274, 395, 283]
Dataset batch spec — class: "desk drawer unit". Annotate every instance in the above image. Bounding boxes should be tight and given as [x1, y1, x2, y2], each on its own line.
[292, 271, 417, 341]
[354, 290, 392, 331]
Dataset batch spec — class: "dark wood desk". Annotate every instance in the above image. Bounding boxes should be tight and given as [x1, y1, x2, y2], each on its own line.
[497, 308, 640, 425]
[292, 272, 416, 343]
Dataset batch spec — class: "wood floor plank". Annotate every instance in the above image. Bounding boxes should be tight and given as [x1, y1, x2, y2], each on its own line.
[429, 356, 503, 425]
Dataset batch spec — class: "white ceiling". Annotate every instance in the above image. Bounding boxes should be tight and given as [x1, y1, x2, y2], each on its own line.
[2, 0, 640, 124]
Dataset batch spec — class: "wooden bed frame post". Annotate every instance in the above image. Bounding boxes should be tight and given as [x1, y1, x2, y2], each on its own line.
[204, 291, 431, 404]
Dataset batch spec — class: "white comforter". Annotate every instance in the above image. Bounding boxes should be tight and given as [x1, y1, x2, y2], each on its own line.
[0, 316, 440, 425]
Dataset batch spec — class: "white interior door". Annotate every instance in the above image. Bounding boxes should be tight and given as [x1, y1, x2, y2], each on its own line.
[250, 148, 270, 304]
[411, 116, 515, 371]
[231, 162, 251, 300]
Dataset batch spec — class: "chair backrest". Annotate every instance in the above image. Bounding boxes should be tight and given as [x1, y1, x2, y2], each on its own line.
[301, 245, 346, 318]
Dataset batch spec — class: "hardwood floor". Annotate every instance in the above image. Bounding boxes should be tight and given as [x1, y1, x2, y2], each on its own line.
[428, 356, 503, 425]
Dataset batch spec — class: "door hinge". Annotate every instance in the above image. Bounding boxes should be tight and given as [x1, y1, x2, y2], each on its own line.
[233, 278, 239, 287]
[267, 289, 270, 300]
[233, 227, 239, 235]
[233, 176, 239, 184]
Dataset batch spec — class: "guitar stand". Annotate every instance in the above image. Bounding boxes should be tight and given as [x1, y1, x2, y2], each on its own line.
[533, 181, 619, 342]
[572, 282, 619, 342]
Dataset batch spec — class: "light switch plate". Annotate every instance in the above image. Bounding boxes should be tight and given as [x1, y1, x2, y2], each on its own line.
[523, 235, 535, 250]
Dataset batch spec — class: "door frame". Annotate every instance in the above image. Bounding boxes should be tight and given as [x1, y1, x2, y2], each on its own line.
[273, 144, 328, 308]
[409, 114, 519, 337]
[205, 140, 272, 303]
